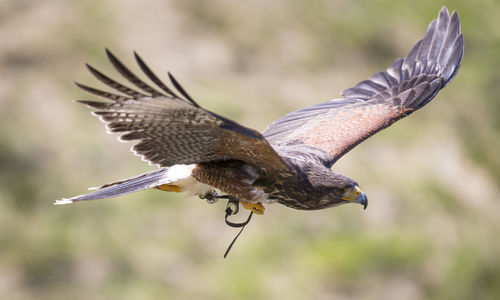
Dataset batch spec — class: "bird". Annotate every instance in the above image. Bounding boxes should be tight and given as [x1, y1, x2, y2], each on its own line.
[56, 7, 464, 218]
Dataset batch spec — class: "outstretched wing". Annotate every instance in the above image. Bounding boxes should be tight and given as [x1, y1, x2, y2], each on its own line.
[263, 7, 464, 165]
[76, 49, 289, 173]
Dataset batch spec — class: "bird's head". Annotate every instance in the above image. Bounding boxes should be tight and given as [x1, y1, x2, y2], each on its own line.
[313, 172, 368, 210]
[331, 182, 368, 209]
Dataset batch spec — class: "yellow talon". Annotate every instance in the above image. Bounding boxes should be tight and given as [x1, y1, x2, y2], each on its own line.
[240, 200, 265, 215]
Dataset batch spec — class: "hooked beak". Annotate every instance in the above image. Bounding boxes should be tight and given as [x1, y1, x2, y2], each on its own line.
[342, 186, 368, 210]
[355, 190, 368, 210]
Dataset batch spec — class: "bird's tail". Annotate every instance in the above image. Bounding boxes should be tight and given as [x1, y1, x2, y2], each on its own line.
[55, 165, 195, 205]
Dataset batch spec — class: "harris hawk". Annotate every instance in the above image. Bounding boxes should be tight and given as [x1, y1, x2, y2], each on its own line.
[57, 7, 464, 220]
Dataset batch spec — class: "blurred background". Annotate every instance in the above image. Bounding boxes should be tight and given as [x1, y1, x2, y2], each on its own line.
[1, 0, 499, 299]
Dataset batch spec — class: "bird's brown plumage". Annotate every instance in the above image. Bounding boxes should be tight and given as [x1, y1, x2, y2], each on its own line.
[77, 50, 289, 174]
[59, 7, 463, 213]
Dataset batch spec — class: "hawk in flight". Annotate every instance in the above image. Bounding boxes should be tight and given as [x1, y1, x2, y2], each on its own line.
[57, 7, 464, 218]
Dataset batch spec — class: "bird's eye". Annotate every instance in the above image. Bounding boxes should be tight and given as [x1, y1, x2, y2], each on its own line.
[335, 187, 344, 194]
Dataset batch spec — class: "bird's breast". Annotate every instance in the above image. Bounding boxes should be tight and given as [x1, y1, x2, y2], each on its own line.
[192, 161, 273, 202]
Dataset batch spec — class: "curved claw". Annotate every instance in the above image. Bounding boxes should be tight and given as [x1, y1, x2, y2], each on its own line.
[199, 190, 219, 204]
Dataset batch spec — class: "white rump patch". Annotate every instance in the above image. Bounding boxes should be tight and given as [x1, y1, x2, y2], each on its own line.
[160, 164, 213, 197]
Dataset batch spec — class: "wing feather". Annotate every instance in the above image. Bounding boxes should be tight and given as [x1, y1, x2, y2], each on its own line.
[74, 82, 130, 102]
[85, 63, 147, 99]
[263, 7, 463, 165]
[105, 48, 163, 97]
[77, 50, 289, 173]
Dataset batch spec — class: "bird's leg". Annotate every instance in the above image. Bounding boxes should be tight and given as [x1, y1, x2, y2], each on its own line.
[239, 200, 265, 215]
[201, 191, 264, 215]
[198, 190, 219, 204]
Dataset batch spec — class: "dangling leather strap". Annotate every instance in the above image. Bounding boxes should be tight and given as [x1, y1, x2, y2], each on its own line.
[223, 211, 253, 258]
[222, 196, 253, 258]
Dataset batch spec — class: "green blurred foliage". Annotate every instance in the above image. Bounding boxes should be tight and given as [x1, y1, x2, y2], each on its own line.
[1, 0, 499, 299]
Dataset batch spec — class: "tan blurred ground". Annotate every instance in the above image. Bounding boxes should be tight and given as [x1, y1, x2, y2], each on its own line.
[1, 1, 500, 299]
